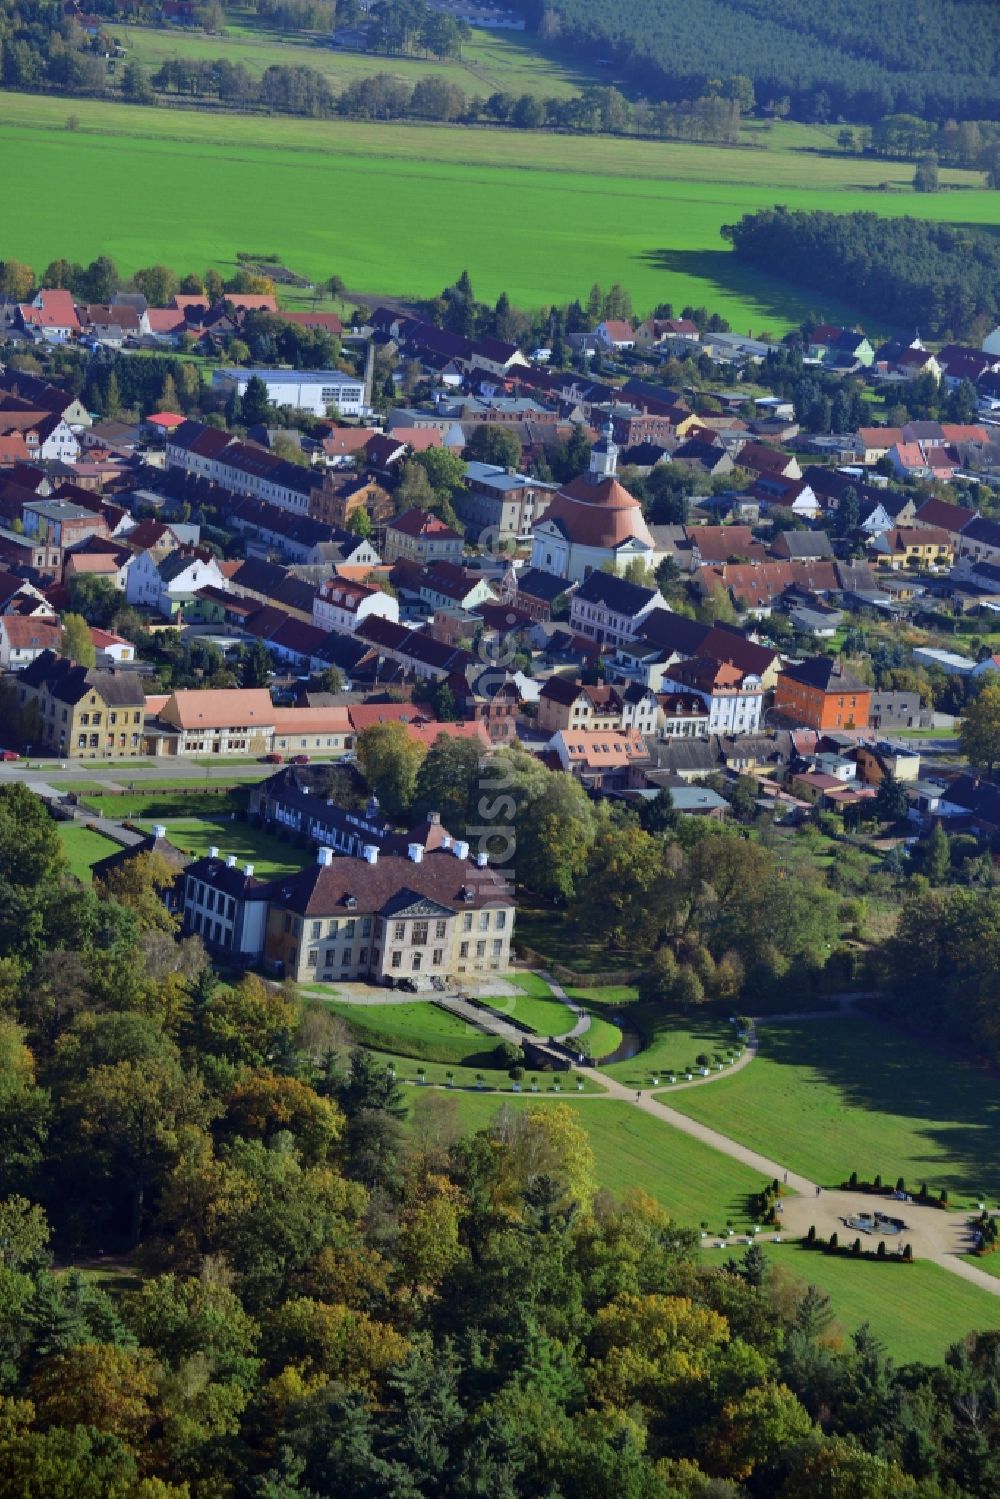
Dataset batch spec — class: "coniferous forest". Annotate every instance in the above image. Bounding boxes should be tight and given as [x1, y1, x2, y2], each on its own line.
[531, 0, 1000, 123]
[722, 209, 1000, 340]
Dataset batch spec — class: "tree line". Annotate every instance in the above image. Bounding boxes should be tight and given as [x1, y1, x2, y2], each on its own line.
[722, 208, 1000, 341]
[149, 54, 744, 141]
[527, 0, 1000, 124]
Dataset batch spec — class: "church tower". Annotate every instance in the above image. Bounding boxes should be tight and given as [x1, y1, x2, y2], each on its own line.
[588, 415, 618, 481]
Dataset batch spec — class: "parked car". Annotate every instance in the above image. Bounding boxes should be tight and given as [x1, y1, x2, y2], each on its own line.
[291, 754, 310, 765]
[261, 752, 283, 764]
[0, 749, 19, 762]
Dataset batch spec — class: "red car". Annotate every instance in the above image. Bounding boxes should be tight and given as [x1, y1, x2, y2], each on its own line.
[0, 749, 19, 762]
[261, 752, 283, 764]
[291, 754, 310, 765]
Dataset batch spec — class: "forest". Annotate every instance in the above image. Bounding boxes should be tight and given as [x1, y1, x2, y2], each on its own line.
[721, 209, 1000, 341]
[531, 0, 1000, 123]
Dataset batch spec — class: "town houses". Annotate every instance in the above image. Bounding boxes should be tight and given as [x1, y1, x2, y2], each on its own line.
[4, 275, 1000, 934]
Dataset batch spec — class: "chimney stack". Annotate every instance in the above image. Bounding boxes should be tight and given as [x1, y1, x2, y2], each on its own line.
[362, 844, 379, 864]
[244, 864, 254, 878]
[408, 843, 424, 863]
[452, 839, 470, 860]
[152, 824, 167, 839]
[476, 851, 488, 868]
[226, 854, 237, 868]
[317, 847, 333, 867]
[208, 845, 219, 859]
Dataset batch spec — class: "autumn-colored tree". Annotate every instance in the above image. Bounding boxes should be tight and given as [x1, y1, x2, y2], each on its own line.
[265, 1297, 409, 1391]
[96, 852, 180, 934]
[395, 1173, 468, 1294]
[30, 1342, 159, 1444]
[223, 1072, 343, 1165]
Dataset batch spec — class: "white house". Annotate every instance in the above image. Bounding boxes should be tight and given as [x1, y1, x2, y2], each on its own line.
[127, 548, 230, 618]
[659, 657, 764, 735]
[312, 577, 399, 634]
[569, 569, 666, 652]
[211, 368, 366, 419]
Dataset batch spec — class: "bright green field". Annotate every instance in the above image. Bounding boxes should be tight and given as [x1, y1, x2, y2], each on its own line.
[56, 822, 121, 880]
[668, 1019, 1000, 1206]
[1, 91, 994, 328]
[135, 815, 306, 875]
[364, 1047, 606, 1090]
[496, 976, 579, 1037]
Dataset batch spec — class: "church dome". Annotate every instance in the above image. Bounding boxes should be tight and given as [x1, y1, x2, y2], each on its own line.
[540, 474, 653, 550]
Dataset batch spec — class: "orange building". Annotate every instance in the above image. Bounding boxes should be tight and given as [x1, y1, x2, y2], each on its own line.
[774, 656, 870, 731]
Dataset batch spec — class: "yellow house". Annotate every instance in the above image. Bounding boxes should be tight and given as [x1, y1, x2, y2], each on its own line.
[15, 649, 146, 758]
[875, 526, 954, 571]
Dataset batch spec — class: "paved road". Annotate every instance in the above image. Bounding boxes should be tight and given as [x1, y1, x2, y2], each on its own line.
[3, 759, 271, 790]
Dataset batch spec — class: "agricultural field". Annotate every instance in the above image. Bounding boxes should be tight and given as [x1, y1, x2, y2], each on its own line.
[119, 20, 600, 100]
[0, 90, 994, 329]
[55, 822, 121, 880]
[667, 1018, 1000, 1207]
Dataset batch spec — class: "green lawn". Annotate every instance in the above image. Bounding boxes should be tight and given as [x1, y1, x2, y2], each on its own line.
[365, 1048, 606, 1091]
[495, 976, 579, 1038]
[0, 90, 993, 327]
[596, 1003, 741, 1087]
[56, 822, 121, 880]
[82, 789, 249, 820]
[516, 911, 641, 976]
[135, 816, 307, 876]
[668, 1019, 1000, 1206]
[964, 1254, 1000, 1279]
[750, 1243, 999, 1366]
[321, 998, 496, 1067]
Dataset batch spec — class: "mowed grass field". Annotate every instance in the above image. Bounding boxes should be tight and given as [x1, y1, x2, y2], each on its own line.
[0, 91, 995, 328]
[667, 1018, 1000, 1206]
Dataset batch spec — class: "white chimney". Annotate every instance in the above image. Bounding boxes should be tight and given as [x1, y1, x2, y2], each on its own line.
[244, 864, 254, 878]
[408, 843, 424, 863]
[226, 854, 237, 868]
[208, 845, 219, 859]
[441, 833, 452, 849]
[317, 846, 333, 866]
[302, 786, 309, 796]
[362, 844, 379, 864]
[452, 839, 470, 860]
[476, 851, 488, 868]
[152, 824, 167, 839]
